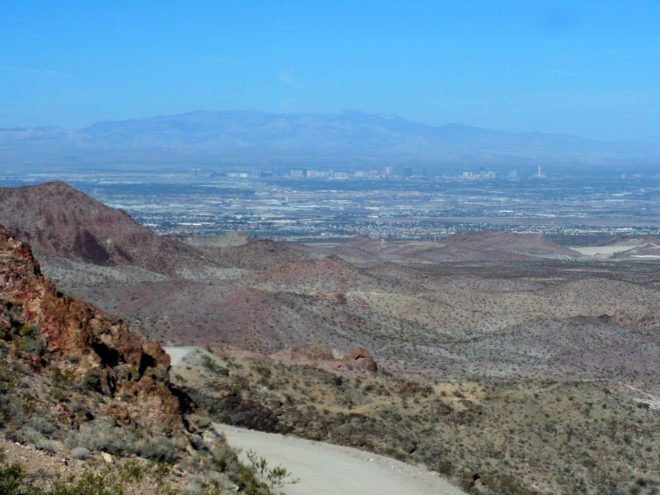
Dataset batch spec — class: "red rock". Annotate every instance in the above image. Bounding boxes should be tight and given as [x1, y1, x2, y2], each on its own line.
[342, 347, 378, 373]
[0, 224, 182, 429]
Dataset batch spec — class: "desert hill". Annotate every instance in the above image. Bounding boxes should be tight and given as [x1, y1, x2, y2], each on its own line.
[17, 183, 655, 384]
[0, 182, 655, 383]
[206, 238, 314, 270]
[318, 230, 581, 263]
[608, 235, 660, 259]
[0, 225, 276, 493]
[251, 255, 386, 291]
[0, 181, 207, 276]
[436, 230, 581, 260]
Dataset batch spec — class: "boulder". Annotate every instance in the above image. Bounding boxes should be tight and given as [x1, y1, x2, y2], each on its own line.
[342, 347, 378, 373]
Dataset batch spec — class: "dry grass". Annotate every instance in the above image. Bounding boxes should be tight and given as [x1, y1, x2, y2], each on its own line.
[173, 350, 660, 495]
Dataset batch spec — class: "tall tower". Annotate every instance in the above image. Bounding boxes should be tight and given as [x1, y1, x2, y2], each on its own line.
[537, 165, 542, 177]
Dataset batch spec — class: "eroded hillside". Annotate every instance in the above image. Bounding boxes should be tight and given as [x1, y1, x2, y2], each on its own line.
[0, 226, 279, 494]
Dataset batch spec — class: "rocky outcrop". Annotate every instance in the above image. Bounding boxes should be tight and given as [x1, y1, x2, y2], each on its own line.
[342, 347, 378, 373]
[0, 225, 181, 429]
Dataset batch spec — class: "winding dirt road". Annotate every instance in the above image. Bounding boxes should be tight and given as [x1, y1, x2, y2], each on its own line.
[214, 423, 465, 495]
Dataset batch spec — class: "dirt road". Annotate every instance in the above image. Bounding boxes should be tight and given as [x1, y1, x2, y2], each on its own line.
[164, 346, 199, 366]
[214, 423, 465, 495]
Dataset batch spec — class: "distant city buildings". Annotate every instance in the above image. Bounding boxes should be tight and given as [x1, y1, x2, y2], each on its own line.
[533, 165, 546, 179]
[207, 164, 556, 181]
[461, 169, 496, 179]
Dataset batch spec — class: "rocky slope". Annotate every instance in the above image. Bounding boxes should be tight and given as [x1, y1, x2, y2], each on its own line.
[0, 181, 206, 275]
[0, 225, 277, 494]
[0, 224, 180, 428]
[171, 345, 659, 495]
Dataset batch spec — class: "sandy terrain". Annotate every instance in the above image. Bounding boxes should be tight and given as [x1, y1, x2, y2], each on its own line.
[213, 424, 465, 495]
[164, 346, 199, 366]
[570, 245, 631, 256]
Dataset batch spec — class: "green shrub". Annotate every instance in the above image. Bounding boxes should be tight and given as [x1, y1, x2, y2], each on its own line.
[20, 336, 45, 356]
[82, 370, 101, 392]
[245, 449, 299, 489]
[0, 462, 25, 495]
[18, 325, 36, 337]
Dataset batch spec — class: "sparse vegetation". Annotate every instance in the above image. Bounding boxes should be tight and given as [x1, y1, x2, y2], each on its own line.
[245, 450, 299, 489]
[173, 349, 660, 495]
[3, 192, 660, 494]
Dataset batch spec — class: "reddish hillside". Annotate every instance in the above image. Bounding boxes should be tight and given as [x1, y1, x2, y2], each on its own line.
[250, 255, 388, 293]
[434, 230, 581, 260]
[324, 231, 580, 262]
[608, 236, 660, 259]
[0, 224, 181, 429]
[0, 181, 200, 275]
[211, 238, 313, 270]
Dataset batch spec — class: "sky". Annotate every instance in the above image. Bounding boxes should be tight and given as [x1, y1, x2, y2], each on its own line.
[1, 0, 659, 142]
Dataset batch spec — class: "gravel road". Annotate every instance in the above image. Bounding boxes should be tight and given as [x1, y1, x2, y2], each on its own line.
[214, 423, 465, 495]
[164, 346, 199, 366]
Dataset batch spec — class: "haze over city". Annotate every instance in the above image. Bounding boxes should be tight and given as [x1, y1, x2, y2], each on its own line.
[0, 2, 659, 495]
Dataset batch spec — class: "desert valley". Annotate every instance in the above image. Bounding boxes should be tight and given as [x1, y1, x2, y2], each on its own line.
[0, 181, 657, 494]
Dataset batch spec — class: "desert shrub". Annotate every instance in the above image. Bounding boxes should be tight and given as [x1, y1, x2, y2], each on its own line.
[15, 426, 43, 445]
[253, 366, 271, 378]
[26, 415, 55, 435]
[49, 368, 75, 387]
[189, 412, 211, 428]
[245, 450, 299, 489]
[49, 471, 117, 495]
[211, 443, 240, 473]
[116, 460, 144, 484]
[71, 447, 91, 460]
[81, 370, 101, 392]
[18, 325, 36, 337]
[134, 434, 185, 463]
[438, 459, 454, 476]
[64, 423, 127, 454]
[49, 388, 69, 403]
[0, 451, 25, 495]
[13, 426, 62, 454]
[481, 475, 536, 495]
[19, 336, 45, 356]
[36, 438, 62, 454]
[201, 356, 227, 375]
[66, 423, 185, 464]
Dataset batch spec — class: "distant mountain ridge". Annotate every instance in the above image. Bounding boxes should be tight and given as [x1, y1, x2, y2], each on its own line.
[2, 109, 659, 170]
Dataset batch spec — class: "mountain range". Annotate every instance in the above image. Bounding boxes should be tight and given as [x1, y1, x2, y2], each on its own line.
[2, 110, 659, 171]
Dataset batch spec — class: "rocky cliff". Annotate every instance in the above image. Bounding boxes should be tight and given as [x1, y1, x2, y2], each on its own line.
[0, 224, 181, 431]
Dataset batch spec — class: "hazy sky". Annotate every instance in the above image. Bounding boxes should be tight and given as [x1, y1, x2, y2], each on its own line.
[1, 1, 659, 141]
